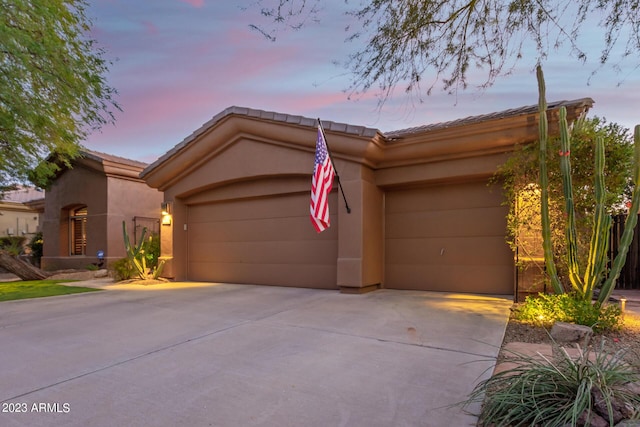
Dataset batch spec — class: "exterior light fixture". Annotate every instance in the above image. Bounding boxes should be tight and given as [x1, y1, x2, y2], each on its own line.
[161, 202, 171, 216]
[161, 202, 172, 225]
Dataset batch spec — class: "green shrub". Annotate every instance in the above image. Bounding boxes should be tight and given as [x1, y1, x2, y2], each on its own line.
[111, 258, 134, 281]
[515, 293, 622, 332]
[145, 232, 161, 269]
[462, 340, 640, 426]
[122, 222, 164, 280]
[0, 236, 26, 255]
[28, 232, 43, 264]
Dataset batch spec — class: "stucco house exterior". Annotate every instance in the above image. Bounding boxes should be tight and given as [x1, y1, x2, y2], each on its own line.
[0, 186, 44, 240]
[41, 150, 163, 271]
[141, 99, 592, 295]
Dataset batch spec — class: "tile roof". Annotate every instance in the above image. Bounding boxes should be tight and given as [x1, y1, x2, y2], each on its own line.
[142, 99, 593, 176]
[384, 98, 594, 139]
[81, 149, 149, 169]
[142, 106, 381, 177]
[1, 186, 45, 203]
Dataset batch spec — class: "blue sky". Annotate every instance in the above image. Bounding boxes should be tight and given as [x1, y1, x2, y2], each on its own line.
[83, 0, 640, 163]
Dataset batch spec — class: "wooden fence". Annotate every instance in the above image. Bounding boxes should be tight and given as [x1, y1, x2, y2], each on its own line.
[610, 214, 640, 289]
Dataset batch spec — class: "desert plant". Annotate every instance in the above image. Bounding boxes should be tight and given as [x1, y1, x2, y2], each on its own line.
[28, 232, 43, 266]
[122, 221, 165, 280]
[0, 236, 26, 256]
[496, 117, 633, 283]
[515, 293, 622, 332]
[144, 232, 161, 270]
[537, 66, 640, 304]
[110, 257, 134, 281]
[463, 339, 640, 426]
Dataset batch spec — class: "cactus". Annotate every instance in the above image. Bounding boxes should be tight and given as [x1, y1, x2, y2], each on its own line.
[537, 66, 563, 295]
[122, 221, 165, 280]
[537, 65, 640, 303]
[123, 220, 148, 279]
[598, 125, 640, 303]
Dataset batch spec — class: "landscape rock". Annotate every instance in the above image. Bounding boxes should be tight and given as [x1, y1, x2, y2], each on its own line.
[615, 421, 640, 427]
[592, 388, 633, 424]
[576, 410, 609, 427]
[93, 269, 108, 278]
[550, 321, 593, 346]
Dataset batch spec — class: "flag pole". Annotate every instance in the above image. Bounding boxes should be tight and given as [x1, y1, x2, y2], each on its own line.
[318, 118, 351, 214]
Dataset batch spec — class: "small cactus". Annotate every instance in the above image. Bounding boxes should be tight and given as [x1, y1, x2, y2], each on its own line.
[122, 221, 165, 280]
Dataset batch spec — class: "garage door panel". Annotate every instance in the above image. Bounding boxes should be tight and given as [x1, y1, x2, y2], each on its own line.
[386, 207, 507, 238]
[189, 193, 335, 223]
[188, 262, 336, 289]
[187, 192, 338, 288]
[385, 264, 513, 294]
[188, 240, 338, 264]
[386, 182, 503, 213]
[386, 236, 512, 266]
[188, 215, 336, 243]
[385, 181, 513, 294]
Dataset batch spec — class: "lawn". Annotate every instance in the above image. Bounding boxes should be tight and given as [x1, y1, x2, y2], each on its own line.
[0, 280, 102, 302]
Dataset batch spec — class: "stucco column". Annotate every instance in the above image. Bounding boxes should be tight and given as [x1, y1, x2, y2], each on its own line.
[336, 165, 383, 293]
[159, 217, 174, 279]
[159, 199, 180, 279]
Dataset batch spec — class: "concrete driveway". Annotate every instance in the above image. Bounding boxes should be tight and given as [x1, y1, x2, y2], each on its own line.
[0, 281, 512, 427]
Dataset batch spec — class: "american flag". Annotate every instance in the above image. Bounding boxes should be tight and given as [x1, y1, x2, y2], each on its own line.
[310, 125, 335, 233]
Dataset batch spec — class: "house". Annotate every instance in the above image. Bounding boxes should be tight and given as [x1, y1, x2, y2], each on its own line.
[141, 100, 593, 295]
[0, 186, 44, 241]
[41, 150, 163, 271]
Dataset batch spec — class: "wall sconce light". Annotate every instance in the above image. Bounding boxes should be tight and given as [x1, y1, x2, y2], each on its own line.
[161, 202, 171, 215]
[161, 202, 172, 225]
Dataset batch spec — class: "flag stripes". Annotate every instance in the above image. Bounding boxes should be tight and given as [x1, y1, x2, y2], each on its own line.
[310, 125, 336, 232]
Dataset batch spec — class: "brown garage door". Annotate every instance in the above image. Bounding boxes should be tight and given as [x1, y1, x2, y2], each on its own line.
[385, 181, 513, 294]
[186, 192, 338, 289]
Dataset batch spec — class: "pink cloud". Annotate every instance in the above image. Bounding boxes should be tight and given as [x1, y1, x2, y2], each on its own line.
[142, 21, 159, 35]
[180, 0, 204, 7]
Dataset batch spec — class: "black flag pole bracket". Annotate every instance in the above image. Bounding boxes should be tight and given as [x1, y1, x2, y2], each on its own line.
[318, 118, 351, 214]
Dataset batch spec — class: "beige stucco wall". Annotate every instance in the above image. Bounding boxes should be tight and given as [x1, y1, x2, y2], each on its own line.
[147, 118, 518, 293]
[144, 102, 592, 294]
[0, 202, 40, 239]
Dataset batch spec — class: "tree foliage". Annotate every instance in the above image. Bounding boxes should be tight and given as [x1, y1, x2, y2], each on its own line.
[0, 0, 118, 187]
[496, 116, 634, 284]
[250, 0, 640, 103]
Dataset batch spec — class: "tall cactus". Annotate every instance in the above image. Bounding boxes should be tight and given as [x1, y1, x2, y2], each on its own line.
[598, 125, 640, 303]
[537, 66, 563, 295]
[537, 65, 640, 304]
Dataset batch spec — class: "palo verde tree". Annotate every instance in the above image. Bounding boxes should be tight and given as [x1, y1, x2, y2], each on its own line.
[496, 115, 634, 282]
[0, 0, 118, 189]
[1, 0, 118, 279]
[250, 0, 640, 103]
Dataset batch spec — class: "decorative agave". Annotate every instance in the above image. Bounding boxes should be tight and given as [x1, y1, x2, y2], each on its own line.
[537, 65, 640, 303]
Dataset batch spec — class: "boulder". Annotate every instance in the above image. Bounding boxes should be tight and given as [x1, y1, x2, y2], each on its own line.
[550, 321, 593, 347]
[93, 269, 109, 278]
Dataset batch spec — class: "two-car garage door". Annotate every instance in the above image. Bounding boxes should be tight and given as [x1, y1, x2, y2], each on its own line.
[186, 192, 338, 289]
[385, 181, 513, 294]
[185, 181, 512, 294]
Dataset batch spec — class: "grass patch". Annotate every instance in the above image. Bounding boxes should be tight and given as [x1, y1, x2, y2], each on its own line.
[0, 280, 102, 302]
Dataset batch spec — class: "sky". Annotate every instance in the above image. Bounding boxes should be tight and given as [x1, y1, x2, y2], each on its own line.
[83, 0, 640, 164]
